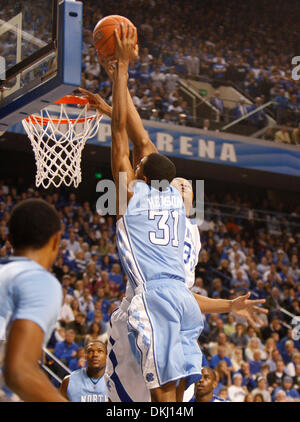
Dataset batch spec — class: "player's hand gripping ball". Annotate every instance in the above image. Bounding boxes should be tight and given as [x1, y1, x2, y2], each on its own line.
[93, 15, 138, 59]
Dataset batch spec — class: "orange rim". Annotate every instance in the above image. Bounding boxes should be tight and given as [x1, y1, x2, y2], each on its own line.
[26, 115, 98, 125]
[53, 95, 90, 105]
[24, 95, 99, 124]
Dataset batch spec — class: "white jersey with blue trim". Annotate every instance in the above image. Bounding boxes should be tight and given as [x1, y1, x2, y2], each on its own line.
[189, 394, 229, 402]
[0, 257, 62, 387]
[67, 368, 107, 402]
[211, 395, 229, 402]
[116, 181, 187, 292]
[184, 218, 201, 289]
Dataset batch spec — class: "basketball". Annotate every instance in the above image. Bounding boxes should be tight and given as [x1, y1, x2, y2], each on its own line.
[93, 15, 138, 59]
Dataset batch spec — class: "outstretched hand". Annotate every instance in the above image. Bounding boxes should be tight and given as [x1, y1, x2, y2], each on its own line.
[230, 292, 269, 327]
[78, 87, 111, 117]
[114, 23, 138, 64]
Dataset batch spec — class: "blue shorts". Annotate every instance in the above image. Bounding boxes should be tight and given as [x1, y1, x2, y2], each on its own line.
[127, 279, 204, 389]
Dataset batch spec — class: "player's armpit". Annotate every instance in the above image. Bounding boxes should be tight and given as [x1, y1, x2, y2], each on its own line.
[60, 376, 70, 400]
[4, 319, 68, 402]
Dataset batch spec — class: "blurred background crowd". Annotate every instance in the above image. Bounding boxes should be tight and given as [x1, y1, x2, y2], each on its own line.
[0, 179, 299, 402]
[81, 0, 300, 142]
[1, 0, 300, 143]
[0, 0, 300, 403]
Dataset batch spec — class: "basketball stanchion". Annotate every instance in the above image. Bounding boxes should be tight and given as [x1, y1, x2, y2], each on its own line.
[22, 95, 102, 189]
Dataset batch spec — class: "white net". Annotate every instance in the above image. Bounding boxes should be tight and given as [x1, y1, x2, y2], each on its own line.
[22, 102, 102, 188]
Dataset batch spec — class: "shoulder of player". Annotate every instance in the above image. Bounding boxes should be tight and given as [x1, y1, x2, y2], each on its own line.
[14, 267, 60, 287]
[13, 268, 62, 301]
[64, 367, 84, 382]
[186, 218, 201, 239]
[212, 395, 228, 402]
[62, 374, 71, 384]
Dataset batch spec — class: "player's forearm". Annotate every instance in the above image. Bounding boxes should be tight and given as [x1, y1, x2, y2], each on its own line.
[192, 293, 233, 314]
[126, 89, 149, 146]
[102, 88, 148, 146]
[111, 61, 129, 132]
[5, 364, 68, 402]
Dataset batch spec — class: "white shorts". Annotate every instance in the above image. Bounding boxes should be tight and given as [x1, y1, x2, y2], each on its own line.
[104, 298, 151, 402]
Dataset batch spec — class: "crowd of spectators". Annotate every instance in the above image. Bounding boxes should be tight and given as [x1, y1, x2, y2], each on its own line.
[261, 123, 300, 145]
[80, 0, 300, 134]
[0, 178, 299, 401]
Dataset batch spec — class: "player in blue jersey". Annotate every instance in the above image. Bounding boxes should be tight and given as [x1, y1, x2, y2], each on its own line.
[108, 25, 202, 402]
[60, 340, 107, 402]
[0, 199, 67, 402]
[189, 367, 230, 402]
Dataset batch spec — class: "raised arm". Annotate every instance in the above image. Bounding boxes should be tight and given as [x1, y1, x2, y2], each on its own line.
[111, 25, 137, 219]
[125, 86, 158, 168]
[80, 50, 157, 170]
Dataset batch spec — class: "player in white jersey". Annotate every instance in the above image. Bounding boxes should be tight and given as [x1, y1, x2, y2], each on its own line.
[105, 282, 150, 402]
[171, 177, 201, 289]
[0, 199, 67, 402]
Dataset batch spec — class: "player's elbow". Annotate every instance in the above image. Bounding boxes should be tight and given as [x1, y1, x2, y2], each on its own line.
[137, 134, 151, 148]
[3, 364, 26, 393]
[4, 358, 37, 393]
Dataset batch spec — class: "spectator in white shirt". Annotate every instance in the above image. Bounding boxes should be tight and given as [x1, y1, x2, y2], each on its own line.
[78, 288, 95, 314]
[230, 262, 249, 281]
[257, 256, 270, 275]
[129, 89, 141, 108]
[85, 58, 101, 78]
[263, 265, 282, 284]
[251, 376, 271, 402]
[58, 288, 75, 325]
[228, 373, 247, 402]
[202, 119, 211, 130]
[66, 232, 81, 255]
[285, 352, 300, 378]
[81, 242, 91, 262]
[164, 66, 179, 93]
[185, 50, 200, 76]
[191, 277, 208, 297]
[150, 65, 165, 89]
[228, 243, 246, 264]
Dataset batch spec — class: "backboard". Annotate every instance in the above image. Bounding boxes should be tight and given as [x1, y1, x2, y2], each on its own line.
[0, 0, 83, 135]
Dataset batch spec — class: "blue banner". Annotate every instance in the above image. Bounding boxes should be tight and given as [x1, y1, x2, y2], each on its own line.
[8, 114, 300, 178]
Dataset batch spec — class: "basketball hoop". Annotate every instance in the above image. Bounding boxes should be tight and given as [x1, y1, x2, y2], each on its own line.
[22, 95, 103, 189]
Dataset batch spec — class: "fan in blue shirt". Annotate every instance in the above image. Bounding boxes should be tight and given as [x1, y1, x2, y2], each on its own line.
[272, 376, 300, 401]
[54, 329, 79, 367]
[210, 346, 233, 370]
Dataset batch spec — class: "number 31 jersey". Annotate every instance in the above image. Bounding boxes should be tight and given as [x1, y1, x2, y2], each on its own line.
[116, 181, 187, 292]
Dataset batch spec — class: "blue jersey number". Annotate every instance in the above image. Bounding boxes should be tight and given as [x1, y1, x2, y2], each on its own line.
[183, 241, 196, 271]
[148, 210, 179, 247]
